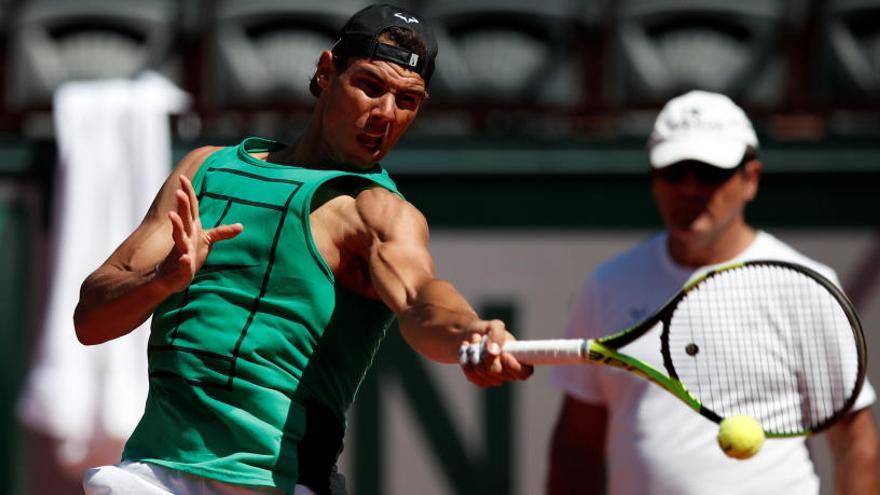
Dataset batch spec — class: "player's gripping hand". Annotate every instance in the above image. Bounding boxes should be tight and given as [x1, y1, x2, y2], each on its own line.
[156, 175, 244, 293]
[459, 319, 534, 387]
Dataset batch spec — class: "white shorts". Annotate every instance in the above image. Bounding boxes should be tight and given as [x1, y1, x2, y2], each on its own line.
[83, 461, 315, 495]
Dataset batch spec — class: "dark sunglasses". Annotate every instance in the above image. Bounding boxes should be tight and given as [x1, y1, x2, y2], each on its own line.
[653, 161, 742, 186]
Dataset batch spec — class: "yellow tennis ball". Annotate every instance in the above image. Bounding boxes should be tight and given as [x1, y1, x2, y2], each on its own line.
[717, 415, 765, 460]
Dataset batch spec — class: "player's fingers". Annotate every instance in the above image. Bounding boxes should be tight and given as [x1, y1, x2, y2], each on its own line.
[482, 320, 509, 374]
[481, 321, 534, 381]
[484, 319, 508, 346]
[460, 338, 503, 387]
[481, 319, 504, 357]
[500, 353, 534, 381]
[488, 354, 503, 374]
[470, 337, 502, 373]
[459, 333, 481, 366]
[177, 253, 192, 271]
[499, 352, 522, 376]
[459, 340, 485, 380]
[458, 339, 474, 366]
[466, 333, 483, 364]
[176, 190, 193, 237]
[206, 223, 244, 244]
[464, 368, 503, 387]
[461, 367, 490, 388]
[481, 373, 506, 387]
[179, 175, 199, 222]
[168, 211, 187, 250]
[460, 325, 523, 386]
[458, 349, 485, 387]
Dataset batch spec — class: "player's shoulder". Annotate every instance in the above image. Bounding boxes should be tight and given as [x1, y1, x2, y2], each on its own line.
[150, 145, 224, 191]
[354, 187, 428, 236]
[173, 145, 224, 175]
[353, 186, 411, 213]
[591, 233, 667, 284]
[182, 145, 223, 161]
[748, 231, 838, 282]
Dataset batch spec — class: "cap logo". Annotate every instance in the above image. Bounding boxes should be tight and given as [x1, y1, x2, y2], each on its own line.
[665, 106, 727, 132]
[394, 12, 419, 24]
[408, 53, 419, 67]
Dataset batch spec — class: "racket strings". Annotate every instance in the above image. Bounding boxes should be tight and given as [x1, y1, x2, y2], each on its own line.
[667, 264, 861, 436]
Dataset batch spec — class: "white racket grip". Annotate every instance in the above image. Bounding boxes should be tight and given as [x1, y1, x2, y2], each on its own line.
[502, 339, 591, 365]
[458, 339, 591, 365]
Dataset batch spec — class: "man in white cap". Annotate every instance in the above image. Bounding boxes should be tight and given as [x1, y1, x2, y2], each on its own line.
[546, 90, 880, 495]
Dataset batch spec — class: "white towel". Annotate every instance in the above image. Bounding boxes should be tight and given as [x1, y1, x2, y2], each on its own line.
[18, 71, 190, 477]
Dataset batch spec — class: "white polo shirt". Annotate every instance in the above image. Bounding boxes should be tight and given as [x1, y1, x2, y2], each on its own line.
[551, 231, 875, 495]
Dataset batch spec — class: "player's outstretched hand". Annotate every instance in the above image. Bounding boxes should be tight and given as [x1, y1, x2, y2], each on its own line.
[459, 320, 534, 387]
[157, 175, 243, 293]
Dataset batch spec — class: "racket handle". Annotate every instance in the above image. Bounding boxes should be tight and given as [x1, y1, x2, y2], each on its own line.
[458, 339, 590, 365]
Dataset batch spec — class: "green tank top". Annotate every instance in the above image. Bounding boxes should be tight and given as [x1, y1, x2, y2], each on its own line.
[123, 137, 400, 493]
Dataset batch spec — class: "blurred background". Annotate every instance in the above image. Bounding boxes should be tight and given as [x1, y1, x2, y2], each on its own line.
[0, 0, 879, 494]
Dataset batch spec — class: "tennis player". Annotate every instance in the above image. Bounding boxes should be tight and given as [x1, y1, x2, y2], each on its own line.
[74, 4, 532, 494]
[547, 90, 879, 494]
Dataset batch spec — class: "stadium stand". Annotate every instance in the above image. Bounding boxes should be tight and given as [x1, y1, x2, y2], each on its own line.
[610, 0, 797, 108]
[5, 0, 177, 111]
[421, 0, 600, 108]
[820, 0, 880, 104]
[206, 0, 375, 108]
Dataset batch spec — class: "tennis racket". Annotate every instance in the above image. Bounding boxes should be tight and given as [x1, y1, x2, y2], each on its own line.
[460, 260, 867, 438]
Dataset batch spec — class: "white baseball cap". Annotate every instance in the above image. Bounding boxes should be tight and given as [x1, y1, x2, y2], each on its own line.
[647, 90, 759, 169]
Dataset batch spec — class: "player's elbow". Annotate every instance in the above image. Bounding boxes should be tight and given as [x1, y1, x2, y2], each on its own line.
[75, 330, 103, 346]
[73, 308, 97, 345]
[73, 303, 110, 346]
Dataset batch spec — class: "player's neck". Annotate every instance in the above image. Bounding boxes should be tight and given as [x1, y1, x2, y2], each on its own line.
[286, 115, 334, 168]
[667, 221, 757, 268]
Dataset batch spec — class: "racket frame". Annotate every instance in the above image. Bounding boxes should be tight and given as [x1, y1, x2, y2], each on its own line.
[604, 259, 866, 436]
[483, 260, 868, 437]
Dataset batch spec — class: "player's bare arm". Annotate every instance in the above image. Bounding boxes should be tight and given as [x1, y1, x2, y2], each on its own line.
[547, 396, 606, 495]
[74, 147, 243, 345]
[310, 186, 533, 386]
[826, 407, 880, 495]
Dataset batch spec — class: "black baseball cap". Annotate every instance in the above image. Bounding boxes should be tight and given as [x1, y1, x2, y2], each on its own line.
[310, 3, 438, 96]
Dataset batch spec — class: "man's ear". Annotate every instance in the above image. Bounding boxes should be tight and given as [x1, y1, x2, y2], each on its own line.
[315, 50, 336, 92]
[742, 159, 762, 202]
